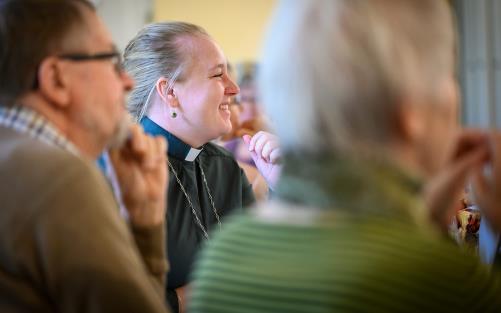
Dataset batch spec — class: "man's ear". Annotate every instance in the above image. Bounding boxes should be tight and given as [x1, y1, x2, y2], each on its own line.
[396, 101, 426, 144]
[37, 57, 71, 108]
[155, 77, 179, 108]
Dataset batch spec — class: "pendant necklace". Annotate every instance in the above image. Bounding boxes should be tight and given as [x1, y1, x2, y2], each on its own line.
[168, 160, 222, 239]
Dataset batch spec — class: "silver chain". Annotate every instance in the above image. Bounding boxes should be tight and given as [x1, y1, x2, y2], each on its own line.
[168, 160, 222, 239]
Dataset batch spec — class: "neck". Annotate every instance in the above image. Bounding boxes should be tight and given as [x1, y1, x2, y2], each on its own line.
[147, 113, 206, 148]
[386, 140, 428, 180]
[276, 150, 423, 215]
[345, 140, 427, 180]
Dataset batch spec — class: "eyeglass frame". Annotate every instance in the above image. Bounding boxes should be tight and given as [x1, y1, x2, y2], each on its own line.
[32, 50, 124, 89]
[58, 51, 123, 73]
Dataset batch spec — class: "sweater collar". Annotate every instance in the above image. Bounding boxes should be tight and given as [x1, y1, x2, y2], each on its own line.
[140, 116, 203, 162]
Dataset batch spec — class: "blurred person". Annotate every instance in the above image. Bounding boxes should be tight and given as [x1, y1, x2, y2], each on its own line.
[225, 63, 268, 167]
[0, 0, 170, 312]
[189, 0, 501, 312]
[218, 63, 269, 201]
[219, 63, 255, 140]
[123, 21, 281, 313]
[237, 62, 267, 134]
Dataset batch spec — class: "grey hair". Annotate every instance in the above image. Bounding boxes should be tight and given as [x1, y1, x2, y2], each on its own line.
[123, 21, 209, 122]
[259, 0, 455, 155]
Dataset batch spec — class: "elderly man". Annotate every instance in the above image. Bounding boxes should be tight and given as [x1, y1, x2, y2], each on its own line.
[0, 0, 169, 312]
[190, 0, 501, 312]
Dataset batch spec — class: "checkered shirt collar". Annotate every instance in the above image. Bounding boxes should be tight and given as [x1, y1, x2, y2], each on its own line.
[0, 105, 80, 155]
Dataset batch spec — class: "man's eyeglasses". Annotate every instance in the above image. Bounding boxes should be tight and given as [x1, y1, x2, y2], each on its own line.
[32, 51, 124, 90]
[58, 51, 124, 74]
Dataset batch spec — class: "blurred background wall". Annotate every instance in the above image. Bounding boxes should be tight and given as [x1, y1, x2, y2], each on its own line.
[93, 0, 501, 128]
[94, 0, 153, 51]
[94, 0, 276, 64]
[153, 0, 276, 64]
[454, 0, 501, 128]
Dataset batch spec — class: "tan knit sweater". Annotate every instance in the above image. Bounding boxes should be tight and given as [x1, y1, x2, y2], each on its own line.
[0, 127, 170, 312]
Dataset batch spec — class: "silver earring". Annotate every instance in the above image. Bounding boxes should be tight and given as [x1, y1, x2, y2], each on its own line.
[171, 111, 177, 118]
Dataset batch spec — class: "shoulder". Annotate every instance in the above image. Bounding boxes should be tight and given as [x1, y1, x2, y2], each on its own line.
[0, 128, 92, 177]
[17, 140, 104, 190]
[203, 142, 237, 159]
[341, 221, 500, 309]
[201, 142, 243, 171]
[0, 128, 113, 211]
[200, 214, 501, 311]
[0, 129, 118, 239]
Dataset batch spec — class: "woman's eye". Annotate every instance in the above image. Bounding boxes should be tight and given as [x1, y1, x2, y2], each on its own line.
[212, 73, 224, 78]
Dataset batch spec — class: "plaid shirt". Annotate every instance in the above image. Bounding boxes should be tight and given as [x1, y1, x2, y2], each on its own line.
[0, 105, 79, 155]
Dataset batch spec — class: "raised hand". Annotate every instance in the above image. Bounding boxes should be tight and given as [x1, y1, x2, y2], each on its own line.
[243, 131, 282, 189]
[424, 129, 488, 231]
[109, 124, 168, 227]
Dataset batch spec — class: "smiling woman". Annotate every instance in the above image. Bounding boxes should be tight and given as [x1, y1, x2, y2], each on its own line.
[123, 22, 261, 313]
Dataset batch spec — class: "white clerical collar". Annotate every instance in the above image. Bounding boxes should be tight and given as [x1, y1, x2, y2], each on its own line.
[185, 147, 203, 161]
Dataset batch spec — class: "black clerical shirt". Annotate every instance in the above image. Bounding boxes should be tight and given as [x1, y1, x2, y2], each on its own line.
[141, 117, 255, 312]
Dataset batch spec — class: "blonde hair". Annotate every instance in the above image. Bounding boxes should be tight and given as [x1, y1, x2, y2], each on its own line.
[123, 21, 209, 121]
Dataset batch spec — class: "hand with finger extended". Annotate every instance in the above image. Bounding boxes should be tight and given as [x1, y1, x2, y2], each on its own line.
[424, 129, 488, 231]
[109, 124, 168, 227]
[243, 131, 282, 189]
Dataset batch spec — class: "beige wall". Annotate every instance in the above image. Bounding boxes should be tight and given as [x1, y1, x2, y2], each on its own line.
[96, 0, 152, 51]
[153, 0, 277, 63]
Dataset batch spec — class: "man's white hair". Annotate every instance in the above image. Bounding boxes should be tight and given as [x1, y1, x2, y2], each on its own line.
[259, 0, 455, 154]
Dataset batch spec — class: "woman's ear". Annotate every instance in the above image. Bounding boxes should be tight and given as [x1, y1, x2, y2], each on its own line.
[155, 77, 179, 108]
[37, 57, 71, 108]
